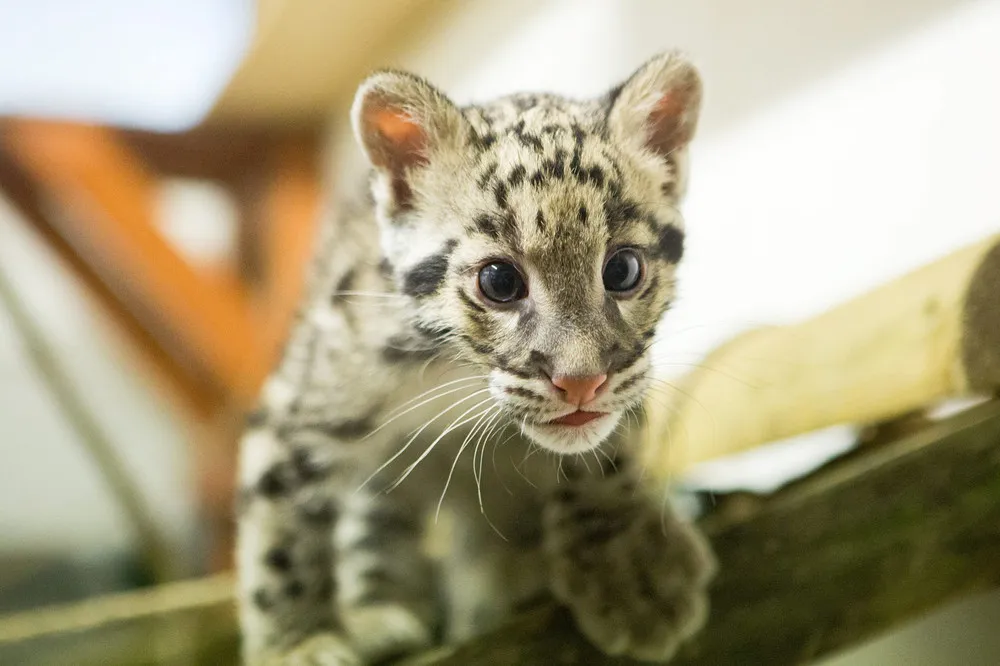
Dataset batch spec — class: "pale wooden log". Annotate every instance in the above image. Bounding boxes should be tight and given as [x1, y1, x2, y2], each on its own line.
[642, 234, 1000, 477]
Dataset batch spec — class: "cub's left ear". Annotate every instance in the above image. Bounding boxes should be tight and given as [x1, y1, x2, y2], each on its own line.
[352, 70, 466, 211]
[606, 52, 702, 162]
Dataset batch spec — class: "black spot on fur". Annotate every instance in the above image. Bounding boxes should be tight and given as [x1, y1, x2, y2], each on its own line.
[661, 180, 677, 198]
[554, 487, 577, 503]
[477, 162, 498, 190]
[366, 506, 419, 537]
[615, 341, 646, 374]
[323, 411, 379, 440]
[515, 128, 544, 152]
[498, 211, 519, 242]
[381, 333, 437, 364]
[578, 205, 588, 224]
[653, 226, 685, 263]
[529, 170, 545, 188]
[264, 547, 293, 572]
[615, 372, 644, 395]
[284, 580, 305, 599]
[527, 350, 552, 376]
[535, 209, 546, 231]
[402, 240, 457, 297]
[604, 82, 625, 119]
[604, 196, 641, 230]
[588, 166, 605, 187]
[569, 124, 586, 181]
[290, 447, 330, 481]
[257, 465, 289, 498]
[505, 386, 545, 401]
[378, 257, 394, 278]
[469, 128, 496, 152]
[464, 336, 493, 356]
[359, 568, 394, 588]
[253, 588, 273, 610]
[413, 321, 454, 342]
[543, 149, 566, 179]
[512, 119, 545, 153]
[381, 345, 435, 364]
[331, 269, 356, 304]
[508, 164, 526, 187]
[493, 181, 509, 209]
[474, 213, 499, 239]
[496, 360, 533, 380]
[299, 498, 337, 526]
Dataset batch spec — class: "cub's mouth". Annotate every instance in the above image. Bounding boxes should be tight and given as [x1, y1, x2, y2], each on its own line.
[546, 410, 608, 427]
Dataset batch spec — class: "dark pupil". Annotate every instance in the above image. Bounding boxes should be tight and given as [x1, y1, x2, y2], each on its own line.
[479, 263, 524, 302]
[603, 251, 641, 292]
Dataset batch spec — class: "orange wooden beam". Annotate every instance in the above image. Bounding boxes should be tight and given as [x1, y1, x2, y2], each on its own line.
[256, 138, 321, 370]
[0, 120, 269, 406]
[0, 148, 225, 416]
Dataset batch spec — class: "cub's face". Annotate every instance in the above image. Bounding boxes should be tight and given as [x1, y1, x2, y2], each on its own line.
[354, 53, 701, 454]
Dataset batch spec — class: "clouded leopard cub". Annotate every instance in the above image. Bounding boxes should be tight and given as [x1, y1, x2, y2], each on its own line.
[238, 52, 715, 665]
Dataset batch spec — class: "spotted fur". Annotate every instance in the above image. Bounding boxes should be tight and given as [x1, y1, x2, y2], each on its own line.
[238, 52, 715, 665]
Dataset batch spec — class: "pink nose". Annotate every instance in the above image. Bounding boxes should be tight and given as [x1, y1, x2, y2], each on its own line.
[550, 374, 608, 407]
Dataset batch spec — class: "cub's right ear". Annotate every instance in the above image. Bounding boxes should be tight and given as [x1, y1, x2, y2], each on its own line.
[352, 71, 466, 211]
[606, 52, 703, 163]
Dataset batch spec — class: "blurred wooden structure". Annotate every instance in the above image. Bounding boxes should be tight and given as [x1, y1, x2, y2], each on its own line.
[0, 120, 322, 569]
[0, 0, 451, 571]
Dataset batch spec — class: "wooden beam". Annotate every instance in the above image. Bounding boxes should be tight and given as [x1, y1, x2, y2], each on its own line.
[642, 234, 1000, 476]
[207, 0, 455, 125]
[418, 399, 1000, 665]
[4, 401, 999, 665]
[0, 146, 224, 416]
[0, 120, 268, 406]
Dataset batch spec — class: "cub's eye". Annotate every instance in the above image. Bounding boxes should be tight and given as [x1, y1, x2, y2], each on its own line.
[478, 262, 528, 303]
[603, 249, 643, 293]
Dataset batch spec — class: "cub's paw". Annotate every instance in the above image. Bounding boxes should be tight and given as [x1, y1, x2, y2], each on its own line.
[543, 491, 716, 662]
[264, 632, 361, 666]
[342, 603, 435, 663]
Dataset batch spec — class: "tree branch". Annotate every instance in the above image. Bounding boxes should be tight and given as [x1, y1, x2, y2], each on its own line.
[415, 399, 1000, 665]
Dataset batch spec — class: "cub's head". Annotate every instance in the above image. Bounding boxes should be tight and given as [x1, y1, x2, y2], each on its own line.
[352, 53, 701, 455]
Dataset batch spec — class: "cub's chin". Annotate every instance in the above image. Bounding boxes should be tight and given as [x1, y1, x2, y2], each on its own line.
[520, 410, 623, 455]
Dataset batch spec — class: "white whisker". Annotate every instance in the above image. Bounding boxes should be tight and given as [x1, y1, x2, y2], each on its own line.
[435, 405, 499, 521]
[355, 388, 491, 493]
[474, 409, 505, 514]
[388, 396, 495, 491]
[362, 376, 488, 441]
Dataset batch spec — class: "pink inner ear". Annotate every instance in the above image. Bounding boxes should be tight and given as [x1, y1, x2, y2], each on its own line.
[647, 93, 687, 155]
[373, 108, 422, 144]
[365, 104, 428, 171]
[652, 93, 684, 122]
